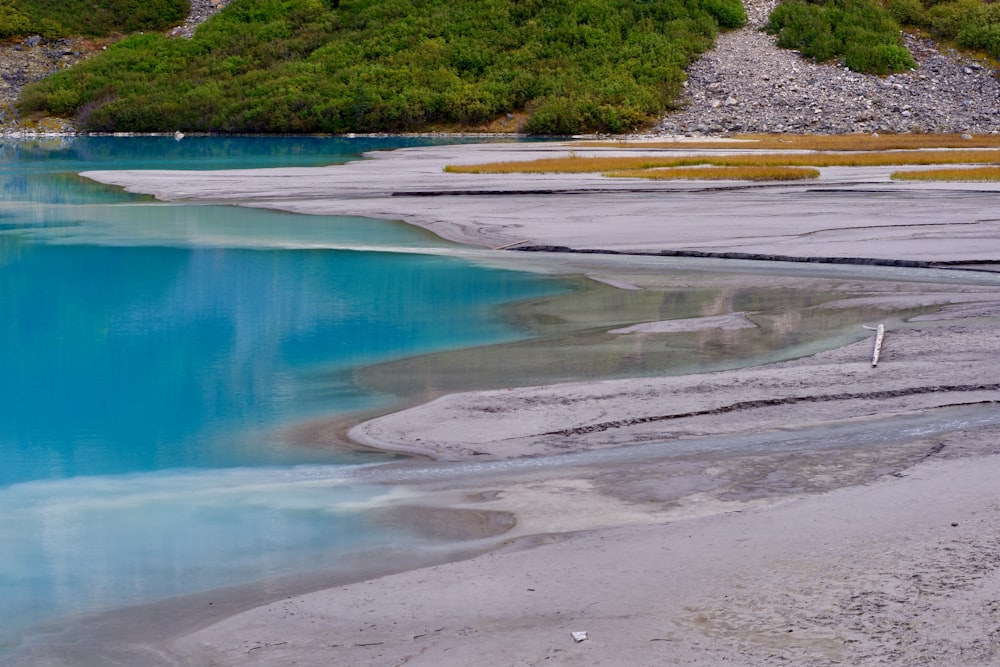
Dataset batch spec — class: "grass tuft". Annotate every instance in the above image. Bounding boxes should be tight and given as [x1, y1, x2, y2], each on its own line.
[892, 166, 1000, 181]
[607, 166, 820, 180]
[445, 149, 1000, 174]
[445, 135, 1000, 183]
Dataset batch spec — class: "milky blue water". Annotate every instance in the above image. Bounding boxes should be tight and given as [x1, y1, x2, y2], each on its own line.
[0, 136, 564, 652]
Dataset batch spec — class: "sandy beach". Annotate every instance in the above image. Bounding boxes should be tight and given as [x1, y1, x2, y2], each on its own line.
[68, 141, 1000, 666]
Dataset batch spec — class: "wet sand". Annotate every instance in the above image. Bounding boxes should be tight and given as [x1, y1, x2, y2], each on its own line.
[73, 141, 1000, 666]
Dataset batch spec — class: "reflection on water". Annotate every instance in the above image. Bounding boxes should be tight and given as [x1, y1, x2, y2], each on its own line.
[354, 275, 933, 399]
[0, 134, 514, 206]
[2, 201, 452, 249]
[0, 468, 402, 643]
[0, 243, 565, 485]
[0, 232, 566, 658]
[0, 135, 554, 656]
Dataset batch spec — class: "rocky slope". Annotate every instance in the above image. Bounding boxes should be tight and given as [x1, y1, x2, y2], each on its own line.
[0, 0, 230, 134]
[167, 0, 231, 38]
[657, 0, 1000, 135]
[0, 36, 93, 132]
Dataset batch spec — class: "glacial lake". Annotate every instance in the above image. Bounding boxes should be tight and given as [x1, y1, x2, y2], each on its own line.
[0, 135, 568, 655]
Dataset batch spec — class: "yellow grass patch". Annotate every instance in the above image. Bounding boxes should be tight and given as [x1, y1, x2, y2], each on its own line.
[445, 150, 1000, 174]
[574, 133, 1000, 151]
[892, 166, 1000, 182]
[607, 166, 820, 181]
[698, 150, 1000, 167]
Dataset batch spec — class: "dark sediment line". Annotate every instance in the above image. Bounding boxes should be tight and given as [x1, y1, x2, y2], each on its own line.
[390, 182, 874, 197]
[393, 188, 675, 197]
[509, 245, 1000, 273]
[544, 386, 1000, 436]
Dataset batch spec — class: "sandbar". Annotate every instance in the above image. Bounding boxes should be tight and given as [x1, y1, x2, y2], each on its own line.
[84, 141, 1000, 265]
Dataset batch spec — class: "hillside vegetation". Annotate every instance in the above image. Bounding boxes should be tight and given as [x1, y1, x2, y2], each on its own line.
[890, 0, 1000, 59]
[0, 0, 189, 37]
[767, 0, 915, 74]
[18, 0, 746, 135]
[768, 0, 1000, 74]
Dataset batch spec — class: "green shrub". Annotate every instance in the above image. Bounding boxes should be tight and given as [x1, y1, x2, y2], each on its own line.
[701, 0, 747, 29]
[0, 1, 31, 37]
[958, 22, 1000, 57]
[927, 0, 1000, 55]
[886, 0, 924, 24]
[7, 0, 190, 36]
[768, 0, 915, 73]
[924, 0, 985, 40]
[884, 0, 1000, 59]
[524, 96, 645, 135]
[22, 0, 746, 135]
[844, 42, 916, 74]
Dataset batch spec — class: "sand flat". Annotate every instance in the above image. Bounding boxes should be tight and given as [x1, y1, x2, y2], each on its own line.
[84, 141, 1000, 261]
[175, 452, 1000, 666]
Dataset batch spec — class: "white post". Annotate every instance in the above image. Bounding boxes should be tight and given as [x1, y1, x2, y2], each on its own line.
[872, 324, 885, 367]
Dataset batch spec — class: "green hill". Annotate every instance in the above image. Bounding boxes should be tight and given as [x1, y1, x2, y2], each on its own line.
[18, 0, 746, 134]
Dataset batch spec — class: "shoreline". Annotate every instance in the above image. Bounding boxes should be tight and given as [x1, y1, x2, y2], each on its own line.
[53, 142, 1000, 665]
[83, 140, 1000, 263]
[174, 447, 1000, 666]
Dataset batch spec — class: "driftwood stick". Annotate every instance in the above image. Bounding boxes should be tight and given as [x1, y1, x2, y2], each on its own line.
[871, 323, 885, 367]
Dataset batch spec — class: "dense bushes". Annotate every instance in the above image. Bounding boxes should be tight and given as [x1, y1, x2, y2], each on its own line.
[0, 0, 189, 37]
[888, 0, 1000, 59]
[769, 0, 1000, 74]
[767, 0, 915, 74]
[19, 0, 746, 135]
[0, 2, 32, 38]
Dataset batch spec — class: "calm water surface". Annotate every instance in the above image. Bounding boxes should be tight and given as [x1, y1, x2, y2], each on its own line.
[0, 136, 565, 653]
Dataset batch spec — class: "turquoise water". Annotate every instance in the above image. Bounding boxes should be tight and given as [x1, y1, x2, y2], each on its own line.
[0, 136, 562, 651]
